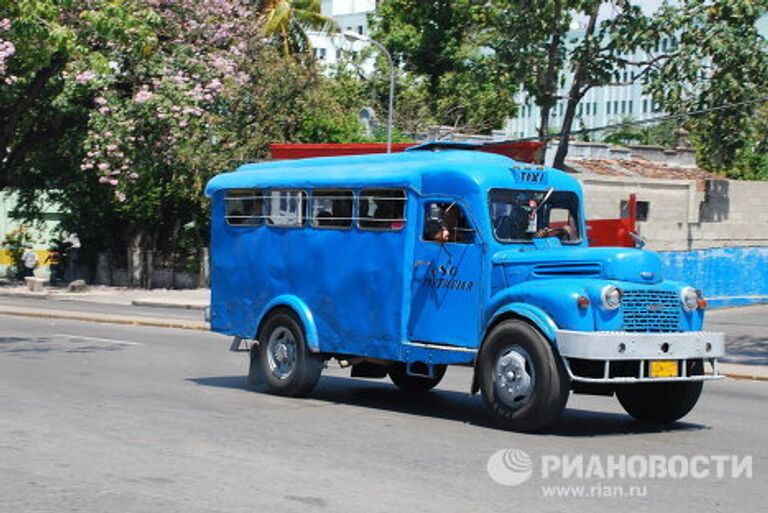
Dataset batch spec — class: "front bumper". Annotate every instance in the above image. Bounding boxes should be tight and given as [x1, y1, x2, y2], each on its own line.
[556, 330, 725, 383]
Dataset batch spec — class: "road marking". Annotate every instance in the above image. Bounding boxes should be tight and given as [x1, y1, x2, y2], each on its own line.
[54, 334, 145, 346]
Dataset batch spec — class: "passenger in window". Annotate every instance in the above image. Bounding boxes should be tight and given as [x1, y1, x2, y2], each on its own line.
[425, 203, 471, 243]
[229, 208, 244, 225]
[376, 200, 403, 229]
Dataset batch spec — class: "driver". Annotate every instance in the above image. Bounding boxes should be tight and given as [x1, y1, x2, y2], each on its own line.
[427, 203, 459, 243]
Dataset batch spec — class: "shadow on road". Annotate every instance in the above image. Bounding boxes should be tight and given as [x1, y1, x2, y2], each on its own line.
[188, 374, 708, 437]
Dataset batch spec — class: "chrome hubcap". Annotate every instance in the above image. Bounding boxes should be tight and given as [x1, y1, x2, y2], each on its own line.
[266, 327, 297, 380]
[493, 345, 535, 410]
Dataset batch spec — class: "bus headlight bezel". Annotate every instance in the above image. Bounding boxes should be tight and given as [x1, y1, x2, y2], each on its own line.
[601, 285, 622, 310]
[681, 286, 699, 312]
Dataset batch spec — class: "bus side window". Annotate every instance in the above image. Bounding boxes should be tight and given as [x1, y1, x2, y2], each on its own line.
[358, 189, 406, 230]
[311, 190, 353, 229]
[225, 189, 263, 226]
[267, 190, 306, 227]
[423, 201, 475, 244]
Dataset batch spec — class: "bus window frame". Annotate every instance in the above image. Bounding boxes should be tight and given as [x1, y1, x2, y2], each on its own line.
[265, 189, 309, 229]
[356, 188, 408, 232]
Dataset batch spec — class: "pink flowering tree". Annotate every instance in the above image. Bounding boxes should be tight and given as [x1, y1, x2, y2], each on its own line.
[3, 0, 363, 281]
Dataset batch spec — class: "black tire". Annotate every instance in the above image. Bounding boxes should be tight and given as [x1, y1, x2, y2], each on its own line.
[257, 309, 323, 397]
[478, 320, 569, 432]
[388, 363, 446, 393]
[616, 381, 703, 424]
[247, 343, 264, 386]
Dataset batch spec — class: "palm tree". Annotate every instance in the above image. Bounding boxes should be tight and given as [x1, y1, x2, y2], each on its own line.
[257, 0, 337, 56]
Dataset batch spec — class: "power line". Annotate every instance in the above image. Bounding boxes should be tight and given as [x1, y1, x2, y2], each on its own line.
[489, 95, 768, 144]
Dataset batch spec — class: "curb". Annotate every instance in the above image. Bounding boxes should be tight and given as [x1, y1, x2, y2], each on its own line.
[0, 290, 52, 299]
[722, 373, 768, 382]
[131, 300, 208, 310]
[0, 308, 209, 331]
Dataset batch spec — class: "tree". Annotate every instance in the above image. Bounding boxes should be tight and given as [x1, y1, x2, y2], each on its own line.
[550, 0, 646, 169]
[473, 0, 573, 149]
[3, 0, 370, 282]
[0, 0, 157, 188]
[258, 0, 337, 56]
[620, 0, 768, 179]
[369, 0, 516, 133]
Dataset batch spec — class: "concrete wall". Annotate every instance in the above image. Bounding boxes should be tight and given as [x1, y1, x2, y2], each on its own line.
[0, 191, 61, 278]
[580, 175, 768, 251]
[659, 247, 768, 308]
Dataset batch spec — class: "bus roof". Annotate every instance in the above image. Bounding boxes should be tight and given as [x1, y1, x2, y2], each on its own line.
[204, 149, 582, 197]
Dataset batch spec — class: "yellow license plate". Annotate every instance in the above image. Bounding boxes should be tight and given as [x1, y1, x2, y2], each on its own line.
[650, 360, 679, 378]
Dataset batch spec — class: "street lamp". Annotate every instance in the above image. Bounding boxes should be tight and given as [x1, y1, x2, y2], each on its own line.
[342, 30, 395, 153]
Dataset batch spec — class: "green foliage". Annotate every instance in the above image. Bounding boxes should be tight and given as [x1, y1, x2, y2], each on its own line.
[2, 226, 33, 279]
[370, 0, 515, 133]
[603, 119, 680, 147]
[618, 0, 768, 178]
[2, 0, 370, 274]
[258, 0, 337, 56]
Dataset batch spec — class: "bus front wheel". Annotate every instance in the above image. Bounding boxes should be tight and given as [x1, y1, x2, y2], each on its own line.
[258, 309, 324, 397]
[478, 320, 569, 432]
[616, 380, 703, 424]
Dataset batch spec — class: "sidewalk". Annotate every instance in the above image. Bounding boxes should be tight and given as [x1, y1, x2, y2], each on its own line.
[0, 284, 209, 309]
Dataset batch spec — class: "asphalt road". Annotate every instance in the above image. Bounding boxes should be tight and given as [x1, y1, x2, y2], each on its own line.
[1, 315, 765, 513]
[707, 305, 768, 366]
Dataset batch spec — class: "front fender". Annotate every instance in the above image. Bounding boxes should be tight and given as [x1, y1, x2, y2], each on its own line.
[255, 295, 320, 351]
[486, 303, 559, 343]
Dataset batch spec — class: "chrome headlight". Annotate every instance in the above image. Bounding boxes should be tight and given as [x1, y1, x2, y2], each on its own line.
[601, 285, 622, 310]
[680, 287, 699, 312]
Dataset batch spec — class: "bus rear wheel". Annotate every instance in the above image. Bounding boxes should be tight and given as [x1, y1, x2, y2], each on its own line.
[388, 363, 446, 393]
[258, 309, 323, 397]
[478, 320, 569, 433]
[616, 381, 703, 424]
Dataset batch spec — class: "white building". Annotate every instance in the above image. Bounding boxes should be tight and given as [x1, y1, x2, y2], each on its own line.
[308, 0, 377, 65]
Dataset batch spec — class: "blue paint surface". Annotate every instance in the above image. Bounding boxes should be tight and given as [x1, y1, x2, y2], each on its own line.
[659, 247, 768, 309]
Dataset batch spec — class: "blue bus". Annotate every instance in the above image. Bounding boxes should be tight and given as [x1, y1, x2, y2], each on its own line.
[205, 143, 724, 432]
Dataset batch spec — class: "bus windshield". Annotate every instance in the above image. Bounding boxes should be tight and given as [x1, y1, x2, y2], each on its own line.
[490, 189, 581, 243]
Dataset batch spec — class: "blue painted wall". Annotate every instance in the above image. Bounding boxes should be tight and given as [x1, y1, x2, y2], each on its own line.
[659, 246, 768, 308]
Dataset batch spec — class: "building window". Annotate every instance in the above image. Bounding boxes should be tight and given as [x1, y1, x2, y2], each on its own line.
[358, 189, 406, 230]
[311, 190, 353, 229]
[225, 189, 263, 226]
[628, 100, 633, 114]
[620, 200, 650, 221]
[267, 190, 306, 227]
[357, 25, 364, 35]
[606, 101, 612, 115]
[642, 99, 648, 113]
[621, 100, 627, 114]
